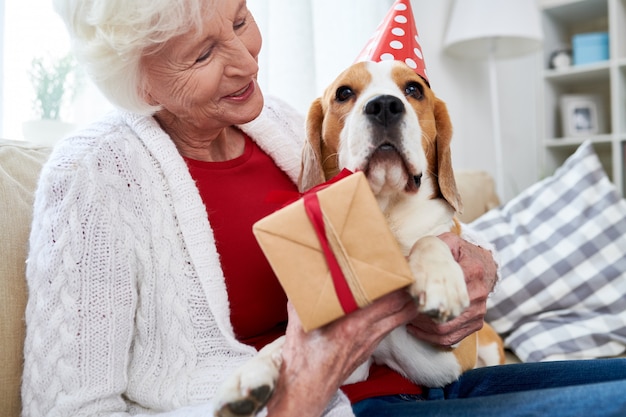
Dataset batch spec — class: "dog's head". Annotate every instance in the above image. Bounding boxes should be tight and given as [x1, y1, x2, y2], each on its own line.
[299, 60, 461, 214]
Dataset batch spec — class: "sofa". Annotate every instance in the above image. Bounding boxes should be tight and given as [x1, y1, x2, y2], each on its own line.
[0, 138, 501, 416]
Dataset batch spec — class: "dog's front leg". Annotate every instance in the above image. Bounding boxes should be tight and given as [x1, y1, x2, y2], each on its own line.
[214, 336, 285, 417]
[407, 235, 469, 322]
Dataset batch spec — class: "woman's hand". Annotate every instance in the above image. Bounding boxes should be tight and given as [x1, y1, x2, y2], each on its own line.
[406, 232, 498, 348]
[266, 290, 418, 416]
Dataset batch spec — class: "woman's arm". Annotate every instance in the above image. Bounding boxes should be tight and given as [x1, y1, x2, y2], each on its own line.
[266, 290, 418, 417]
[21, 153, 141, 416]
[21, 143, 217, 417]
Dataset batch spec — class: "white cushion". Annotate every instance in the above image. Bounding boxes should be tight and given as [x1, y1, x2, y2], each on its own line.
[469, 140, 626, 362]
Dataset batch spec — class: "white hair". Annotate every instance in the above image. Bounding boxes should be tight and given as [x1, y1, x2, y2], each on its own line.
[53, 0, 213, 115]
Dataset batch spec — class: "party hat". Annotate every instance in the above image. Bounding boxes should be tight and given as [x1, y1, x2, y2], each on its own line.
[355, 0, 429, 83]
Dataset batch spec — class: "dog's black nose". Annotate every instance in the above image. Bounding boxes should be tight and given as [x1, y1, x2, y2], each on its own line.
[364, 95, 405, 127]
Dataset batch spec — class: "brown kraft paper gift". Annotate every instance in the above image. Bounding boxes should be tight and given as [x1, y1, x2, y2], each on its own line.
[253, 171, 414, 332]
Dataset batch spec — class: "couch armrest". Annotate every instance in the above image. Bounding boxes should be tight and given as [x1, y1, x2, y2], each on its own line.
[0, 139, 52, 417]
[454, 170, 500, 224]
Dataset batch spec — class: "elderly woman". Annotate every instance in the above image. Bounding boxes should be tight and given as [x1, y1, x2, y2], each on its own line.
[21, 1, 626, 417]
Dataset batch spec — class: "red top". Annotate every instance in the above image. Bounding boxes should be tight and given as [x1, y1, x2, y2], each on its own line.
[185, 133, 421, 402]
[341, 364, 422, 403]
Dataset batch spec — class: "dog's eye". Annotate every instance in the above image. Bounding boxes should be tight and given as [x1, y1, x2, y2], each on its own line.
[404, 82, 424, 100]
[335, 86, 354, 102]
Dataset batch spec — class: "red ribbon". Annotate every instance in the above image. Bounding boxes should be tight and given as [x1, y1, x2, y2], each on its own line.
[265, 169, 355, 207]
[307, 168, 355, 193]
[303, 191, 359, 315]
[265, 169, 359, 314]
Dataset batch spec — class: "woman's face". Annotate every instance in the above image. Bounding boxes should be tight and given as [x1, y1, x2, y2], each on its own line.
[141, 0, 263, 132]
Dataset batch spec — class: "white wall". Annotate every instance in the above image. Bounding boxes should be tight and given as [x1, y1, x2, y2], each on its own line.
[251, 0, 395, 113]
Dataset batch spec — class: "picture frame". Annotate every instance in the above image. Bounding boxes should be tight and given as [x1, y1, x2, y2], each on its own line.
[560, 94, 607, 137]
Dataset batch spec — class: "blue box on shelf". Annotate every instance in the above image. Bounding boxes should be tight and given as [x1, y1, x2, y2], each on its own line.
[572, 32, 609, 65]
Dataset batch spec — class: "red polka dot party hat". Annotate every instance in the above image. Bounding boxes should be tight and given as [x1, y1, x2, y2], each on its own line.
[355, 0, 429, 83]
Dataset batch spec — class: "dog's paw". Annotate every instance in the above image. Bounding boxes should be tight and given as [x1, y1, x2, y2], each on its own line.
[407, 236, 469, 322]
[214, 337, 284, 417]
[214, 385, 273, 417]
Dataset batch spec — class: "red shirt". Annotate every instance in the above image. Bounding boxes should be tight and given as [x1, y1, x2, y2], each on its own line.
[185, 133, 421, 402]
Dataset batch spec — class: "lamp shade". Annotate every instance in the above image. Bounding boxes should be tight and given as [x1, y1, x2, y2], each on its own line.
[443, 0, 543, 59]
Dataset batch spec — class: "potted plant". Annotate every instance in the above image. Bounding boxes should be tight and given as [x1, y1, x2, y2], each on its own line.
[22, 53, 81, 145]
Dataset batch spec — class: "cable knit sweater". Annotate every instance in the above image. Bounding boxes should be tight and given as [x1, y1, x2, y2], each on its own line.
[22, 97, 354, 417]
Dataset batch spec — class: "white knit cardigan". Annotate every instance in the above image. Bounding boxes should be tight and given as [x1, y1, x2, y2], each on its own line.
[22, 97, 354, 417]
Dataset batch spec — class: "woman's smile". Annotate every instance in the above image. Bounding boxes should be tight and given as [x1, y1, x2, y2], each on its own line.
[224, 80, 256, 101]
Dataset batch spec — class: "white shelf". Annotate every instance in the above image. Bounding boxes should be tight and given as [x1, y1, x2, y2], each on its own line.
[540, 0, 626, 196]
[544, 62, 609, 82]
[544, 134, 613, 146]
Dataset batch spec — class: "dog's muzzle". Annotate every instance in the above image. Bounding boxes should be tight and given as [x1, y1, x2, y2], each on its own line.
[364, 95, 405, 127]
[362, 95, 422, 193]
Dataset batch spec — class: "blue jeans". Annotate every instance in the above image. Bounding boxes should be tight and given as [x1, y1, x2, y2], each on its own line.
[352, 359, 626, 417]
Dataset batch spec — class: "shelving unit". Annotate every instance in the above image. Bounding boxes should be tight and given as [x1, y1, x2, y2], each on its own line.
[539, 0, 626, 196]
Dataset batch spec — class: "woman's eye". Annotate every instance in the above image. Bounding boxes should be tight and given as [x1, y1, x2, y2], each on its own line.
[195, 18, 246, 63]
[405, 82, 424, 100]
[234, 18, 247, 30]
[196, 47, 213, 63]
[336, 86, 354, 102]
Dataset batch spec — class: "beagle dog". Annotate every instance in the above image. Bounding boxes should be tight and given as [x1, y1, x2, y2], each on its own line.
[299, 59, 504, 381]
[214, 60, 504, 417]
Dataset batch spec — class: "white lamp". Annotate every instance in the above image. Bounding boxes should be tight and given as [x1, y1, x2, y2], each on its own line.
[443, 0, 543, 199]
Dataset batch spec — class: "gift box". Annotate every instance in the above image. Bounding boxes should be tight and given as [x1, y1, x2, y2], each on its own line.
[572, 32, 609, 66]
[253, 171, 414, 332]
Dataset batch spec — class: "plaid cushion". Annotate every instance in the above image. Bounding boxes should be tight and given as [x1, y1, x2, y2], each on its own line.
[468, 140, 626, 362]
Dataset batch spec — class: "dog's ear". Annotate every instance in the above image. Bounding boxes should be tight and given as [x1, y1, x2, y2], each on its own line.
[298, 98, 327, 192]
[434, 98, 462, 213]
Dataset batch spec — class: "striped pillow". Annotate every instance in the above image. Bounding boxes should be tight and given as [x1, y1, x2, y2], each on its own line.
[469, 140, 626, 362]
